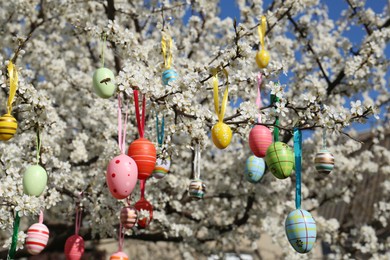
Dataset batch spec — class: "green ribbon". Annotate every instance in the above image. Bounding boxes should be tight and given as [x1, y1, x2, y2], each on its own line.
[270, 94, 280, 142]
[156, 113, 165, 147]
[7, 211, 20, 260]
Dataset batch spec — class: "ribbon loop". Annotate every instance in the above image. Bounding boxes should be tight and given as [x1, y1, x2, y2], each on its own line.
[117, 95, 129, 153]
[256, 73, 263, 123]
[161, 32, 173, 69]
[193, 143, 201, 179]
[293, 128, 302, 209]
[270, 94, 280, 141]
[7, 61, 18, 115]
[133, 89, 146, 138]
[257, 16, 267, 50]
[156, 113, 165, 146]
[212, 68, 229, 122]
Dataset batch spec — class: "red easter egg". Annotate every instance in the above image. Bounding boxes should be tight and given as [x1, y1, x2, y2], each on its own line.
[128, 138, 156, 180]
[134, 198, 153, 229]
[249, 125, 272, 158]
[110, 251, 129, 260]
[120, 206, 138, 229]
[64, 234, 85, 260]
[25, 223, 49, 255]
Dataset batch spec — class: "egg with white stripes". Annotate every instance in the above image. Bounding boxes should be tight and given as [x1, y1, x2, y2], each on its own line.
[25, 222, 49, 255]
[285, 209, 317, 253]
[314, 149, 334, 175]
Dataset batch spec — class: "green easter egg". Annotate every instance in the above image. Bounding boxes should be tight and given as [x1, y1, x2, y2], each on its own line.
[92, 68, 116, 98]
[23, 165, 48, 196]
[265, 142, 294, 179]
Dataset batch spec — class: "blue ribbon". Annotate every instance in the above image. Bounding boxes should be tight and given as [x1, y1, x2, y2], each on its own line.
[156, 113, 165, 146]
[293, 128, 302, 209]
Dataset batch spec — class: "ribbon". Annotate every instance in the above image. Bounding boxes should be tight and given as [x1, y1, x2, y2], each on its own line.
[193, 144, 201, 179]
[256, 73, 262, 123]
[118, 223, 124, 252]
[36, 129, 41, 165]
[7, 212, 20, 260]
[7, 61, 18, 115]
[156, 113, 165, 147]
[133, 89, 146, 138]
[140, 179, 146, 200]
[212, 68, 229, 122]
[270, 94, 280, 142]
[293, 128, 302, 209]
[161, 32, 173, 69]
[117, 95, 129, 154]
[38, 210, 44, 224]
[101, 33, 106, 68]
[257, 16, 267, 51]
[75, 205, 82, 235]
[322, 128, 327, 149]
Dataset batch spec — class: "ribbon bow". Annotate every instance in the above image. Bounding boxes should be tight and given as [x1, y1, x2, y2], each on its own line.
[212, 68, 229, 122]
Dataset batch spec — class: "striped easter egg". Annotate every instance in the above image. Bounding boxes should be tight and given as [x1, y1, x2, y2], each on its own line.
[265, 142, 294, 179]
[162, 68, 178, 85]
[0, 113, 17, 141]
[244, 155, 265, 183]
[188, 179, 206, 200]
[153, 153, 171, 179]
[128, 138, 157, 180]
[248, 125, 272, 158]
[110, 251, 129, 260]
[120, 206, 138, 229]
[64, 234, 85, 260]
[285, 209, 317, 254]
[314, 149, 334, 175]
[25, 223, 49, 255]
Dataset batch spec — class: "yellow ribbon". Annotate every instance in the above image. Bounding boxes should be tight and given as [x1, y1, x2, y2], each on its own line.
[257, 16, 267, 50]
[212, 68, 229, 122]
[161, 32, 172, 69]
[7, 61, 18, 115]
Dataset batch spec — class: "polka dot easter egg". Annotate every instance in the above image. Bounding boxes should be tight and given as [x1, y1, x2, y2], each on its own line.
[23, 165, 48, 196]
[106, 154, 138, 200]
[244, 155, 265, 183]
[162, 68, 178, 86]
[0, 113, 17, 141]
[314, 149, 334, 175]
[25, 223, 49, 255]
[248, 125, 272, 158]
[285, 209, 317, 254]
[110, 251, 129, 260]
[265, 142, 294, 179]
[64, 234, 85, 260]
[211, 122, 232, 149]
[255, 49, 270, 68]
[92, 67, 116, 98]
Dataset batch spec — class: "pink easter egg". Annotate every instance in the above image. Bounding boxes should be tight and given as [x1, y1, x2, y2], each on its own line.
[64, 234, 85, 260]
[249, 125, 272, 158]
[110, 251, 129, 260]
[25, 223, 49, 255]
[106, 154, 138, 200]
[120, 206, 138, 229]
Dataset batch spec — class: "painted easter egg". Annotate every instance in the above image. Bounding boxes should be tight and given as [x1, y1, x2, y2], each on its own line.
[314, 149, 334, 175]
[23, 165, 48, 196]
[188, 179, 206, 200]
[128, 138, 157, 180]
[106, 154, 138, 200]
[249, 125, 272, 158]
[153, 153, 171, 179]
[162, 68, 178, 85]
[0, 113, 17, 141]
[134, 198, 153, 229]
[120, 206, 138, 229]
[285, 209, 317, 253]
[255, 49, 270, 69]
[244, 155, 265, 183]
[265, 142, 294, 179]
[64, 234, 85, 260]
[110, 251, 129, 260]
[25, 223, 49, 255]
[211, 122, 232, 149]
[92, 67, 116, 98]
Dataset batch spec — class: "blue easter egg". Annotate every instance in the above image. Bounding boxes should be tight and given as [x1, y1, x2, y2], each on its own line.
[162, 69, 178, 85]
[285, 209, 317, 253]
[244, 155, 265, 183]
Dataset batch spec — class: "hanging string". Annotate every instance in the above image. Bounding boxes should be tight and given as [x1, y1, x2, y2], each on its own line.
[101, 33, 106, 68]
[75, 205, 82, 235]
[161, 32, 173, 69]
[156, 113, 165, 147]
[256, 73, 262, 123]
[133, 89, 146, 138]
[118, 223, 124, 252]
[36, 129, 42, 165]
[140, 179, 146, 200]
[6, 61, 18, 115]
[270, 94, 280, 142]
[117, 94, 129, 153]
[322, 128, 327, 149]
[212, 68, 229, 123]
[294, 128, 302, 209]
[7, 212, 20, 260]
[193, 144, 201, 179]
[257, 16, 267, 51]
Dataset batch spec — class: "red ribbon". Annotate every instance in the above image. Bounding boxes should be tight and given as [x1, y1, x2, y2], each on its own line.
[133, 89, 146, 138]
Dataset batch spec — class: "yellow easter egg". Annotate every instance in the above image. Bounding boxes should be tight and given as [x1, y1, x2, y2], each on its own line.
[0, 113, 17, 141]
[255, 49, 270, 68]
[211, 122, 232, 149]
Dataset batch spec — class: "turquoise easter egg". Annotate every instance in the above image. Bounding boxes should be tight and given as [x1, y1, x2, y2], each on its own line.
[265, 142, 294, 179]
[162, 69, 178, 85]
[244, 155, 265, 183]
[285, 209, 317, 253]
[23, 165, 48, 196]
[92, 68, 116, 98]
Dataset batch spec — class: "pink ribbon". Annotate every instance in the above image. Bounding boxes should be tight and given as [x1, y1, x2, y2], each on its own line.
[256, 73, 263, 123]
[117, 94, 129, 154]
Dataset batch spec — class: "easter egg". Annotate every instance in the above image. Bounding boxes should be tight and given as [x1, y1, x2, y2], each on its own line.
[92, 67, 116, 98]
[153, 153, 171, 179]
[120, 206, 138, 229]
[23, 165, 48, 196]
[211, 122, 232, 149]
[244, 155, 265, 183]
[314, 149, 334, 175]
[285, 209, 317, 253]
[248, 125, 272, 158]
[255, 49, 270, 69]
[162, 69, 178, 85]
[0, 113, 17, 141]
[106, 154, 138, 199]
[265, 142, 294, 179]
[110, 251, 129, 260]
[25, 223, 49, 255]
[128, 138, 157, 180]
[64, 234, 85, 260]
[134, 198, 153, 229]
[188, 179, 206, 200]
